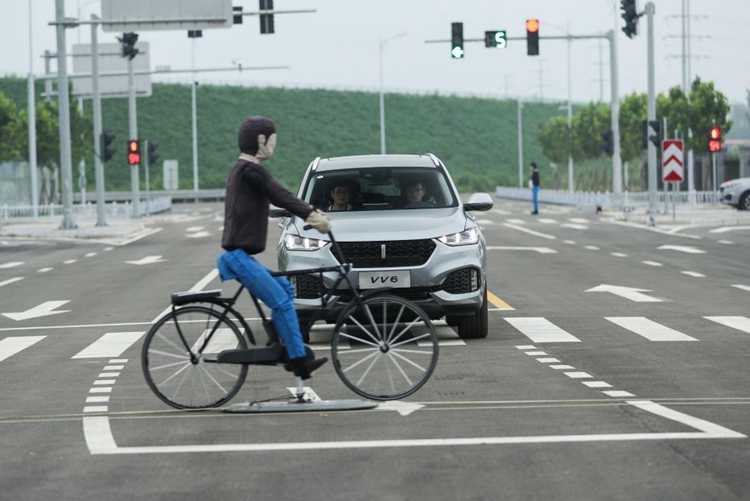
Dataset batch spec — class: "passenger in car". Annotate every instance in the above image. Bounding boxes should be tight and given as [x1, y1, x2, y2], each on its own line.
[327, 182, 353, 211]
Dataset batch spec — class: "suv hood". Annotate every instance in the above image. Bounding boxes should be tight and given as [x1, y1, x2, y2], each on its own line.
[294, 207, 470, 242]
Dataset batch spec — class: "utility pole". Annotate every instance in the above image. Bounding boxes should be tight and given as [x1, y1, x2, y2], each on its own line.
[517, 99, 524, 188]
[128, 54, 140, 218]
[567, 31, 574, 193]
[646, 2, 658, 212]
[609, 20, 622, 194]
[54, 0, 77, 229]
[91, 14, 106, 226]
[27, 0, 38, 217]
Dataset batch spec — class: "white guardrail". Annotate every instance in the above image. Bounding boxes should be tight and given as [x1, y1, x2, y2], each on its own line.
[1, 196, 172, 221]
[494, 187, 720, 208]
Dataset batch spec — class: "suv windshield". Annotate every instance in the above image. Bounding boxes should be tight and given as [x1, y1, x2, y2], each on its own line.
[303, 167, 458, 212]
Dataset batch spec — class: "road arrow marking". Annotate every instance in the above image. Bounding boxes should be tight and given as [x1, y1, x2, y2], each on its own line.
[486, 246, 557, 254]
[125, 255, 166, 266]
[186, 231, 211, 238]
[2, 300, 71, 321]
[586, 284, 663, 303]
[658, 245, 705, 254]
[376, 400, 425, 416]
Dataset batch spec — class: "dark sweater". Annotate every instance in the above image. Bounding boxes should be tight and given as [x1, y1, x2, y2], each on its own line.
[531, 170, 540, 188]
[222, 159, 313, 255]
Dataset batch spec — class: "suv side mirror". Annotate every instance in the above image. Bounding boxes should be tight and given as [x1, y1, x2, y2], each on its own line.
[269, 206, 292, 218]
[463, 193, 494, 212]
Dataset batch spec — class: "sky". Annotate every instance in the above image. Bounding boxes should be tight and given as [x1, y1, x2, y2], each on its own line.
[2, 0, 749, 105]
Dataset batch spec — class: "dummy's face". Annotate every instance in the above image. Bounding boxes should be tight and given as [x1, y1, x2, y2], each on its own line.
[256, 133, 277, 160]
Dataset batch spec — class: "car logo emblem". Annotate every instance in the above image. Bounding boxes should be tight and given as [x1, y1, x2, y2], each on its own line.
[381, 243, 386, 260]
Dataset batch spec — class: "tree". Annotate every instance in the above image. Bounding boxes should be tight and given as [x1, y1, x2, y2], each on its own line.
[618, 92, 647, 161]
[687, 77, 732, 155]
[0, 91, 23, 162]
[538, 116, 573, 165]
[572, 102, 610, 160]
[656, 86, 690, 143]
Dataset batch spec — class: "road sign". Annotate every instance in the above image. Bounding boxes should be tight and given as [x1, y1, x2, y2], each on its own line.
[72, 42, 152, 98]
[662, 140, 684, 183]
[163, 160, 179, 190]
[101, 0, 233, 33]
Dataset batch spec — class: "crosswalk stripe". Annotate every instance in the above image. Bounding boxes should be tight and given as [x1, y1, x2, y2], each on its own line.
[605, 317, 697, 341]
[72, 332, 145, 359]
[731, 285, 750, 292]
[504, 317, 581, 343]
[190, 328, 240, 354]
[0, 336, 45, 362]
[704, 316, 750, 335]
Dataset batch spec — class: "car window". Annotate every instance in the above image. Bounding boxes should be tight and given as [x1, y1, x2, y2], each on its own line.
[303, 168, 458, 211]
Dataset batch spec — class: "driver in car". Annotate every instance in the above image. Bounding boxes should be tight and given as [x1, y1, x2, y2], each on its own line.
[401, 179, 436, 208]
[216, 115, 330, 380]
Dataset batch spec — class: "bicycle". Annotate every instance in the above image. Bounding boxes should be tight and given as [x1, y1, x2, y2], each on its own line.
[141, 229, 439, 409]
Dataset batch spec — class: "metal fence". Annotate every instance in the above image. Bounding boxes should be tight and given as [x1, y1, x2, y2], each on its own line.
[494, 186, 720, 208]
[72, 189, 225, 204]
[1, 196, 172, 221]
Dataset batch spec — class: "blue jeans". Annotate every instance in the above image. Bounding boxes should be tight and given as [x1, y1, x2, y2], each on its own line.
[532, 186, 540, 213]
[216, 250, 306, 359]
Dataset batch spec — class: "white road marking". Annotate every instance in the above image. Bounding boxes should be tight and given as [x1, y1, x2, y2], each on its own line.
[85, 252, 97, 258]
[568, 218, 589, 224]
[82, 399, 745, 455]
[94, 380, 117, 386]
[611, 252, 628, 257]
[86, 396, 110, 403]
[72, 332, 145, 359]
[562, 224, 589, 230]
[506, 219, 526, 225]
[83, 406, 108, 413]
[602, 391, 635, 398]
[665, 225, 699, 234]
[704, 316, 750, 335]
[709, 225, 750, 234]
[563, 240, 576, 244]
[585, 245, 600, 250]
[150, 269, 220, 324]
[515, 345, 536, 350]
[185, 226, 205, 232]
[475, 219, 494, 225]
[525, 351, 547, 356]
[186, 231, 212, 238]
[486, 246, 557, 254]
[285, 387, 322, 403]
[658, 245, 705, 254]
[0, 277, 24, 288]
[37, 267, 53, 273]
[549, 365, 576, 370]
[116, 228, 163, 246]
[190, 329, 240, 353]
[564, 372, 592, 379]
[109, 359, 128, 363]
[605, 317, 697, 341]
[538, 218, 557, 224]
[586, 284, 662, 303]
[103, 365, 125, 371]
[98, 372, 121, 378]
[731, 285, 750, 292]
[642, 261, 663, 267]
[681, 271, 705, 278]
[502, 223, 556, 240]
[0, 336, 45, 362]
[504, 318, 581, 343]
[64, 259, 77, 264]
[89, 387, 112, 393]
[492, 209, 512, 216]
[2, 301, 71, 321]
[536, 358, 560, 363]
[583, 381, 612, 388]
[718, 240, 734, 245]
[103, 247, 114, 251]
[0, 262, 23, 269]
[126, 255, 166, 266]
[376, 401, 425, 416]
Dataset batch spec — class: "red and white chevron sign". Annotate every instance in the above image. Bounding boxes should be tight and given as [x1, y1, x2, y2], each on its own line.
[662, 140, 684, 183]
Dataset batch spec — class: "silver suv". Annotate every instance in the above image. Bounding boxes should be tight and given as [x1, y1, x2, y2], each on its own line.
[720, 177, 750, 210]
[272, 153, 493, 339]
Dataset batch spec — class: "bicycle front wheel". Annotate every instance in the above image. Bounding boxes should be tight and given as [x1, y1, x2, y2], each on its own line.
[332, 294, 439, 400]
[142, 305, 248, 409]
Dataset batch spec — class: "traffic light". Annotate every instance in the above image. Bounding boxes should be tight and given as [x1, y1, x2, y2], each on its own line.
[485, 30, 507, 49]
[709, 126, 722, 152]
[648, 120, 662, 148]
[118, 33, 139, 60]
[100, 132, 116, 163]
[526, 19, 540, 56]
[451, 22, 464, 59]
[601, 130, 614, 156]
[127, 140, 141, 165]
[147, 141, 159, 165]
[621, 0, 639, 38]
[259, 0, 274, 34]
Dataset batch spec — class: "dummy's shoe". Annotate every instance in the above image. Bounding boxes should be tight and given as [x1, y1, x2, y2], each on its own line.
[286, 356, 328, 380]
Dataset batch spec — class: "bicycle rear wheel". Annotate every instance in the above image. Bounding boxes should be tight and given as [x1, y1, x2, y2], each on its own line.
[142, 305, 248, 409]
[331, 294, 439, 400]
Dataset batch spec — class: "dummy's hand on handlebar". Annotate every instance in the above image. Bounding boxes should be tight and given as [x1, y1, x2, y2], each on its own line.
[305, 209, 331, 234]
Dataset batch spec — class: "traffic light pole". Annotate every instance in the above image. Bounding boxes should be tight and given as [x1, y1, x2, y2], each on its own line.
[54, 0, 77, 229]
[646, 2, 658, 213]
[91, 15, 106, 226]
[517, 99, 524, 188]
[128, 56, 141, 218]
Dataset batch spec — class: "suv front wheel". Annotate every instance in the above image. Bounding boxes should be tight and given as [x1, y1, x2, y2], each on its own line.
[447, 287, 488, 339]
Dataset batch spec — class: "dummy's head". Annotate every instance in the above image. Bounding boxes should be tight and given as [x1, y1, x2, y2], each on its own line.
[238, 116, 277, 161]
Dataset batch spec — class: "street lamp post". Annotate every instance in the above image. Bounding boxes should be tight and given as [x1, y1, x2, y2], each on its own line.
[378, 32, 407, 155]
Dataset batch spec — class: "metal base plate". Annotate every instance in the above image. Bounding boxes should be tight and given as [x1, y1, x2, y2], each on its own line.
[223, 399, 378, 414]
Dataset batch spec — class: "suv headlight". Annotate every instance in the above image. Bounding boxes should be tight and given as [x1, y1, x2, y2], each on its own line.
[438, 228, 479, 246]
[284, 235, 329, 251]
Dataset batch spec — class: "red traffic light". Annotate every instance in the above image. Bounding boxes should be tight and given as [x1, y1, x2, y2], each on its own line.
[709, 127, 722, 152]
[526, 19, 539, 33]
[710, 127, 721, 140]
[127, 140, 140, 165]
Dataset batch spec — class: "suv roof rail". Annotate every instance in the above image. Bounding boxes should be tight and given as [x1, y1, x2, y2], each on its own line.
[310, 156, 322, 171]
[425, 153, 444, 169]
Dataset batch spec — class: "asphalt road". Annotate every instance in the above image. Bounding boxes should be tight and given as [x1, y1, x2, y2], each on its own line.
[1, 200, 749, 500]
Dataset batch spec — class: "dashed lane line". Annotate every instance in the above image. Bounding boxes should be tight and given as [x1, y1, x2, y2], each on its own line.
[681, 271, 706, 278]
[502, 223, 556, 240]
[0, 277, 24, 288]
[642, 261, 663, 267]
[0, 262, 23, 269]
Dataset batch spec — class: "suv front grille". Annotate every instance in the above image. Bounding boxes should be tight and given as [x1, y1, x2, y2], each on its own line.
[334, 239, 436, 268]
